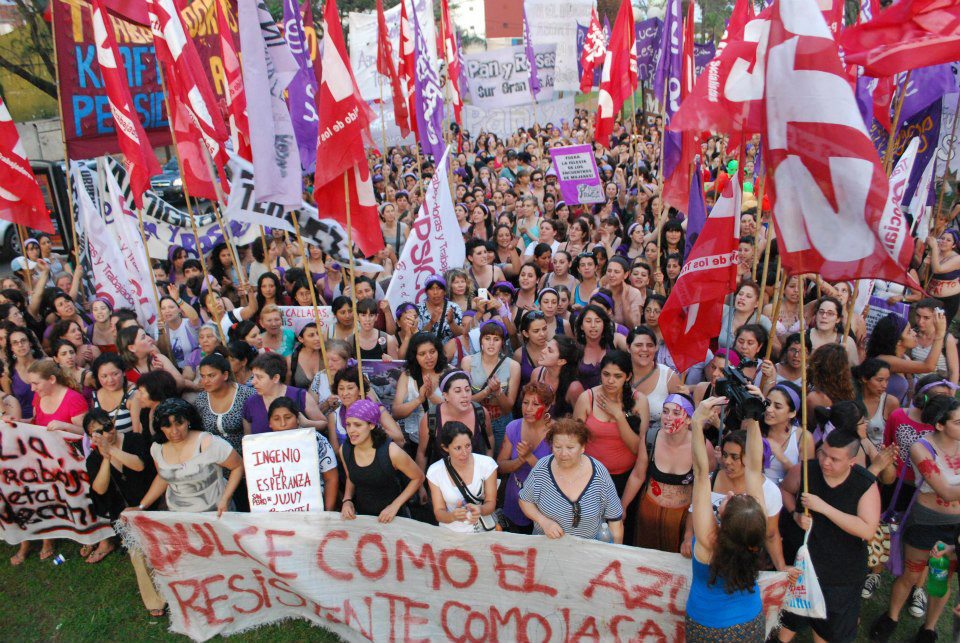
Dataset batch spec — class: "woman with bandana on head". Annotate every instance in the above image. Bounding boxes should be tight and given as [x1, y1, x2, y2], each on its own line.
[340, 399, 424, 523]
[622, 392, 717, 553]
[418, 370, 492, 472]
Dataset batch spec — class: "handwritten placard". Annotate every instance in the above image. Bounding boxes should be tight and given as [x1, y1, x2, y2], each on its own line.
[550, 144, 604, 204]
[242, 429, 323, 513]
[278, 306, 333, 335]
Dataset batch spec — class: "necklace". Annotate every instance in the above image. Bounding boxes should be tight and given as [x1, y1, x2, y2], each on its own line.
[632, 365, 658, 391]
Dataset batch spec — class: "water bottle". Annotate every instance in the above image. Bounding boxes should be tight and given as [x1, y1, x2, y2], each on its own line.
[928, 543, 950, 598]
[52, 554, 66, 566]
[595, 522, 613, 543]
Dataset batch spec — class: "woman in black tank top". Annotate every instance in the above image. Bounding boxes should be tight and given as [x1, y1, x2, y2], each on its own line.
[351, 299, 398, 361]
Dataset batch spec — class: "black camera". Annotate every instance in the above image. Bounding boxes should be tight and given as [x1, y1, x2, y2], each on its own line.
[715, 365, 767, 421]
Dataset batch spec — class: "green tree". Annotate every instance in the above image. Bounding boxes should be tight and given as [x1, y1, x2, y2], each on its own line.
[0, 0, 55, 98]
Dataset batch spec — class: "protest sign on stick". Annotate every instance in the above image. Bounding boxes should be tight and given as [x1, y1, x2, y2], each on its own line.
[279, 306, 333, 335]
[549, 144, 604, 204]
[242, 429, 323, 513]
[0, 423, 114, 545]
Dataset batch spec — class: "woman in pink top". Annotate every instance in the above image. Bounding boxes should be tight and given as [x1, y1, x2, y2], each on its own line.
[574, 350, 649, 495]
[29, 359, 88, 435]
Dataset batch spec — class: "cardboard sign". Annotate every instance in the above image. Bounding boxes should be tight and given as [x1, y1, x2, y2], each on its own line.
[0, 423, 114, 545]
[463, 44, 557, 109]
[550, 144, 604, 204]
[278, 306, 333, 335]
[121, 512, 790, 642]
[242, 429, 323, 513]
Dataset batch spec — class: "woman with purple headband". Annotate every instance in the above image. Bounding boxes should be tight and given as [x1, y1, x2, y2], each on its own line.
[417, 370, 492, 471]
[761, 382, 814, 486]
[926, 229, 960, 323]
[340, 399, 423, 523]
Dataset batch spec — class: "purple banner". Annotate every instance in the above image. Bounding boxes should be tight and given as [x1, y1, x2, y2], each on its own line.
[694, 43, 716, 78]
[550, 144, 603, 205]
[900, 64, 955, 124]
[522, 4, 541, 97]
[653, 0, 680, 104]
[411, 3, 445, 162]
[282, 0, 318, 173]
[636, 18, 662, 83]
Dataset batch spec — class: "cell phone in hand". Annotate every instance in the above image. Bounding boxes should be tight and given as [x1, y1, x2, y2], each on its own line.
[477, 288, 489, 301]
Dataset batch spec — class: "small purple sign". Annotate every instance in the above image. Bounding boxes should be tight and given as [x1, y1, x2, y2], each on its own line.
[550, 144, 604, 205]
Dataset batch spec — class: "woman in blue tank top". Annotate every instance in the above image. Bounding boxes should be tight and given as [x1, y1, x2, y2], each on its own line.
[686, 395, 769, 641]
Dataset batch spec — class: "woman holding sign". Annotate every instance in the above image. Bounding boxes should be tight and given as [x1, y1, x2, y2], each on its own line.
[340, 399, 424, 523]
[268, 398, 338, 511]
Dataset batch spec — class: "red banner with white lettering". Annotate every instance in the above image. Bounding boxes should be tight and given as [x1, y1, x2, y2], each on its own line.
[120, 511, 789, 642]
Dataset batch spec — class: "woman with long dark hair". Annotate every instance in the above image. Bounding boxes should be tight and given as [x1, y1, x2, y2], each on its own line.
[530, 335, 583, 418]
[393, 332, 447, 454]
[574, 304, 616, 390]
[867, 311, 947, 405]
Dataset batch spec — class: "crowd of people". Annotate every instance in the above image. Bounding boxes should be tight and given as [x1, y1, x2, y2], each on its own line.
[4, 108, 960, 641]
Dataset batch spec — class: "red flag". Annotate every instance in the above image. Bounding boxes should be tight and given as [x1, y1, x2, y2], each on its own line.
[439, 0, 462, 125]
[595, 0, 636, 145]
[215, 0, 252, 160]
[398, 0, 419, 137]
[0, 96, 50, 232]
[663, 0, 700, 214]
[170, 99, 219, 200]
[660, 178, 741, 373]
[763, 0, 920, 288]
[377, 0, 411, 136]
[579, 7, 606, 93]
[841, 0, 960, 77]
[149, 0, 229, 188]
[91, 0, 161, 209]
[314, 0, 383, 257]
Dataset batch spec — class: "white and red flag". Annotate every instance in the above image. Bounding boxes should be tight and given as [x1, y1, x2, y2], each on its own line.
[763, 0, 920, 289]
[579, 7, 606, 93]
[594, 0, 636, 146]
[0, 96, 50, 232]
[313, 0, 383, 256]
[376, 0, 410, 137]
[398, 0, 419, 138]
[660, 177, 741, 373]
[215, 0, 251, 160]
[91, 0, 161, 208]
[439, 0, 462, 125]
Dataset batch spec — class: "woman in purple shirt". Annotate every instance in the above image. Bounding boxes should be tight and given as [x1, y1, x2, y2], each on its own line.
[242, 353, 323, 435]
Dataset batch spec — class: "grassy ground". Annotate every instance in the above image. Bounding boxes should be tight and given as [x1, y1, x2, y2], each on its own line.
[0, 541, 954, 642]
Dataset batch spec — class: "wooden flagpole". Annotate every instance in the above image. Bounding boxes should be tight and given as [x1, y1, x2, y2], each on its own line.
[882, 70, 912, 175]
[343, 173, 366, 398]
[291, 215, 333, 385]
[932, 91, 960, 237]
[763, 260, 786, 362]
[798, 275, 809, 508]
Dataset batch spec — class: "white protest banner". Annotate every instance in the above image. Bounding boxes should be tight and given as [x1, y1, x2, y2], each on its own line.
[72, 162, 149, 317]
[462, 95, 575, 140]
[278, 305, 333, 335]
[550, 143, 604, 204]
[385, 147, 465, 311]
[120, 511, 789, 642]
[347, 0, 435, 103]
[0, 422, 114, 545]
[242, 429, 323, 513]
[223, 156, 296, 233]
[526, 0, 594, 92]
[99, 160, 159, 334]
[463, 44, 557, 109]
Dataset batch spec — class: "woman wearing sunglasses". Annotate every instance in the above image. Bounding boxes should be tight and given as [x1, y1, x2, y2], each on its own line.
[518, 417, 624, 542]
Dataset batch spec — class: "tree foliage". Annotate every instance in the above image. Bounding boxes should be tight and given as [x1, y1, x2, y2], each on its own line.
[0, 0, 55, 98]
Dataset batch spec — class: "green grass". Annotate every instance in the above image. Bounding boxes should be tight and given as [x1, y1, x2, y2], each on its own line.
[0, 542, 954, 641]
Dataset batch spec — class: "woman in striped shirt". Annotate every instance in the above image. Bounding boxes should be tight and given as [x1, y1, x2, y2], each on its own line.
[519, 417, 624, 542]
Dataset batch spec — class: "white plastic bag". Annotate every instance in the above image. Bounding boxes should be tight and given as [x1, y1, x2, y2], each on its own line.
[784, 527, 827, 620]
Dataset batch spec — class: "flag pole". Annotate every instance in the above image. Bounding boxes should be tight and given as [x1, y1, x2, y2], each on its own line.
[200, 147, 248, 292]
[15, 224, 32, 291]
[933, 92, 960, 237]
[376, 68, 388, 163]
[882, 70, 912, 175]
[798, 273, 809, 507]
[763, 259, 785, 362]
[343, 172, 366, 398]
[754, 240, 775, 324]
[751, 166, 767, 281]
[50, 14, 81, 267]
[291, 214, 333, 385]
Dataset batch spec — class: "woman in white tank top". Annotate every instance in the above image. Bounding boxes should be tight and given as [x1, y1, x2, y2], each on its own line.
[627, 327, 680, 447]
[853, 358, 900, 449]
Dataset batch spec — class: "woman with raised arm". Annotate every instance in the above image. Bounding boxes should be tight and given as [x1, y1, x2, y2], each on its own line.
[684, 395, 768, 641]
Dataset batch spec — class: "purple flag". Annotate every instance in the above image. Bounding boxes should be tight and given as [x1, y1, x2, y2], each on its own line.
[653, 0, 681, 103]
[900, 64, 955, 123]
[694, 42, 716, 78]
[522, 4, 541, 98]
[411, 3, 445, 162]
[856, 74, 876, 130]
[282, 0, 318, 174]
[238, 0, 302, 207]
[602, 15, 611, 42]
[901, 98, 942, 205]
[635, 18, 662, 82]
[684, 158, 706, 261]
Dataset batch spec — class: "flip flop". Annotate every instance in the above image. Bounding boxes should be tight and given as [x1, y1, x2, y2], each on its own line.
[84, 545, 114, 564]
[79, 545, 93, 558]
[38, 548, 54, 561]
[147, 606, 168, 618]
[9, 551, 27, 566]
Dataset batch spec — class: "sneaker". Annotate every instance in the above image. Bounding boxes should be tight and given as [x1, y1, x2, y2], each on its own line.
[913, 628, 938, 643]
[908, 586, 928, 618]
[869, 614, 897, 643]
[862, 572, 881, 598]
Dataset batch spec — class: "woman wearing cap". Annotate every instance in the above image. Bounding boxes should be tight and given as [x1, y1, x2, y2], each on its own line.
[462, 320, 520, 455]
[623, 392, 714, 553]
[571, 251, 600, 311]
[867, 311, 947, 405]
[416, 275, 464, 346]
[926, 229, 960, 323]
[418, 370, 492, 471]
[340, 399, 424, 523]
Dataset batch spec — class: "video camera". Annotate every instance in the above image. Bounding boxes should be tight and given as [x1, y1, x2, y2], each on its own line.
[715, 365, 767, 421]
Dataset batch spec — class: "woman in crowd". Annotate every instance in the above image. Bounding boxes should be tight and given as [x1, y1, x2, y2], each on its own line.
[775, 332, 806, 386]
[574, 305, 616, 390]
[627, 326, 681, 443]
[258, 305, 295, 357]
[89, 299, 115, 353]
[194, 353, 254, 456]
[718, 280, 772, 351]
[3, 326, 43, 421]
[911, 298, 958, 382]
[867, 312, 947, 408]
[90, 353, 139, 435]
[497, 382, 555, 534]
[461, 320, 520, 455]
[327, 296, 356, 341]
[134, 371, 179, 443]
[513, 310, 549, 397]
[117, 326, 183, 388]
[684, 397, 769, 640]
[268, 397, 338, 511]
[574, 351, 646, 495]
[764, 275, 802, 345]
[243, 353, 320, 435]
[572, 252, 600, 311]
[182, 323, 221, 384]
[309, 339, 350, 402]
[513, 264, 540, 315]
[393, 332, 446, 455]
[156, 292, 200, 368]
[805, 344, 856, 426]
[138, 398, 244, 514]
[854, 358, 900, 451]
[288, 323, 324, 390]
[351, 298, 399, 360]
[340, 399, 424, 523]
[530, 335, 583, 418]
[493, 225, 522, 280]
[924, 230, 960, 323]
[226, 340, 258, 387]
[48, 319, 100, 368]
[325, 366, 403, 448]
[540, 251, 577, 293]
[762, 382, 814, 485]
[519, 417, 624, 542]
[229, 319, 263, 352]
[51, 339, 94, 403]
[83, 409, 162, 612]
[427, 421, 499, 533]
[807, 296, 860, 366]
[418, 370, 492, 470]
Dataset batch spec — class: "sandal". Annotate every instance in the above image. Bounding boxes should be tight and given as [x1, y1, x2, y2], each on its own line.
[9, 550, 27, 566]
[147, 606, 168, 618]
[79, 545, 93, 558]
[84, 543, 115, 564]
[38, 546, 54, 561]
